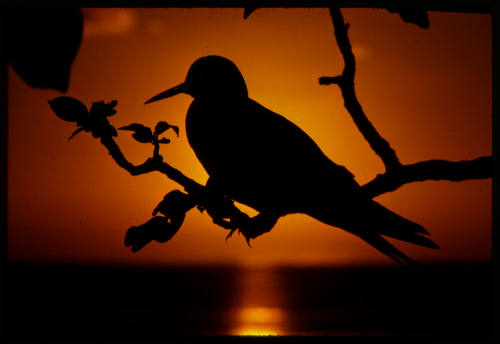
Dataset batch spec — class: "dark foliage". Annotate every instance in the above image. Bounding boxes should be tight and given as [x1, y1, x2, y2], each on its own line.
[4, 8, 83, 92]
[49, 97, 117, 141]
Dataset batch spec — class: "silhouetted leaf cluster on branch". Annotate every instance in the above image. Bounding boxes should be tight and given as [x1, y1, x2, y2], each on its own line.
[48, 97, 118, 141]
[125, 216, 180, 252]
[119, 121, 180, 160]
[48, 97, 252, 251]
[119, 122, 179, 146]
[125, 190, 195, 252]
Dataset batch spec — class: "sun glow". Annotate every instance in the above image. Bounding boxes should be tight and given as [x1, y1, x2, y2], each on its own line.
[236, 328, 280, 336]
[232, 307, 284, 336]
[239, 306, 284, 323]
[228, 269, 289, 336]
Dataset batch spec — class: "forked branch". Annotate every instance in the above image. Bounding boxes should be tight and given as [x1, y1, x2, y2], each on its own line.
[320, 7, 401, 171]
[99, 135, 250, 231]
[320, 8, 492, 196]
[361, 156, 493, 198]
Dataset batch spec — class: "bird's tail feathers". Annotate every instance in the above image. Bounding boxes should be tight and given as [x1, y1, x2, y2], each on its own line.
[343, 200, 440, 264]
[358, 233, 416, 265]
[307, 195, 439, 264]
[367, 201, 439, 250]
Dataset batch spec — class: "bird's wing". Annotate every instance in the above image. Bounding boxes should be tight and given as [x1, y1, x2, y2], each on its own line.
[237, 99, 357, 187]
[186, 97, 358, 212]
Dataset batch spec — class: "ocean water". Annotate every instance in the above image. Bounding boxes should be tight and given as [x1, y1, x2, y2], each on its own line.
[4, 261, 492, 339]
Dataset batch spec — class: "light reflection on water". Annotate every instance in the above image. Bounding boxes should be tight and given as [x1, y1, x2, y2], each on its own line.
[231, 306, 285, 335]
[6, 263, 489, 338]
[228, 269, 288, 336]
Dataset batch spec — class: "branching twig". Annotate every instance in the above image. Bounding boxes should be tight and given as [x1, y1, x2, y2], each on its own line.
[361, 156, 493, 198]
[100, 136, 202, 193]
[99, 135, 251, 231]
[320, 7, 401, 171]
[320, 8, 492, 196]
[48, 96, 257, 247]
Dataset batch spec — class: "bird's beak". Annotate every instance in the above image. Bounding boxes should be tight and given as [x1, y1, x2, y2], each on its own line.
[144, 83, 187, 105]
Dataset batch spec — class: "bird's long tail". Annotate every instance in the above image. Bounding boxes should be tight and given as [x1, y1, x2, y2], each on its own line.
[310, 198, 439, 264]
[353, 200, 439, 264]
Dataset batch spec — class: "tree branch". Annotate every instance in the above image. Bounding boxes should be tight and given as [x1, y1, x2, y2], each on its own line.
[361, 156, 493, 198]
[320, 7, 401, 171]
[100, 136, 203, 193]
[99, 135, 250, 232]
[321, 8, 493, 196]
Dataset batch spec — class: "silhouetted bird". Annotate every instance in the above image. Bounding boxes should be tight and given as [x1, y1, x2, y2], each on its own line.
[145, 55, 439, 264]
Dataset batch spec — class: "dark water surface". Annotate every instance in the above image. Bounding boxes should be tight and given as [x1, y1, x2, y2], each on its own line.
[4, 261, 491, 339]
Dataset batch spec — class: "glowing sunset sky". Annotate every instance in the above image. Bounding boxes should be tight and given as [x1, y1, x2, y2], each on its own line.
[8, 8, 491, 267]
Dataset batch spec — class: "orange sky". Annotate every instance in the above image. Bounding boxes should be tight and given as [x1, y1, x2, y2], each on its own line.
[7, 8, 492, 267]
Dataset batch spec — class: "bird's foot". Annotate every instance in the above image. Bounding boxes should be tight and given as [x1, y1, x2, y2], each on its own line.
[225, 228, 237, 241]
[237, 213, 279, 247]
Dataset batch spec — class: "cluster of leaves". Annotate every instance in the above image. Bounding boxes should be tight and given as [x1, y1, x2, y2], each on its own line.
[123, 186, 254, 251]
[124, 190, 196, 252]
[49, 97, 193, 251]
[119, 122, 179, 146]
[48, 97, 118, 140]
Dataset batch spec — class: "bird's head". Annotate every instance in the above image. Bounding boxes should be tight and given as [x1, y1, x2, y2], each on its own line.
[145, 55, 248, 104]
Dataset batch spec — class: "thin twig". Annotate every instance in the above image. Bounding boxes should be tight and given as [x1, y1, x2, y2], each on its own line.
[361, 156, 493, 198]
[321, 7, 401, 171]
[321, 8, 492, 196]
[100, 136, 202, 193]
[99, 135, 250, 229]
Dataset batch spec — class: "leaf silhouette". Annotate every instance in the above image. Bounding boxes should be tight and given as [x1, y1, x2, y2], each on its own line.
[90, 100, 118, 117]
[154, 121, 179, 137]
[118, 123, 153, 143]
[124, 216, 183, 252]
[154, 121, 171, 136]
[243, 7, 257, 19]
[49, 98, 120, 141]
[68, 127, 85, 141]
[158, 138, 170, 144]
[124, 222, 155, 252]
[48, 96, 88, 122]
[387, 9, 429, 29]
[94, 124, 117, 139]
[155, 214, 185, 243]
[5, 8, 83, 92]
[171, 125, 180, 137]
[152, 190, 195, 217]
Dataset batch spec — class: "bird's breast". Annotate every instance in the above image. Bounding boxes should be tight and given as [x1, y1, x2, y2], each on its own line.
[185, 100, 238, 177]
